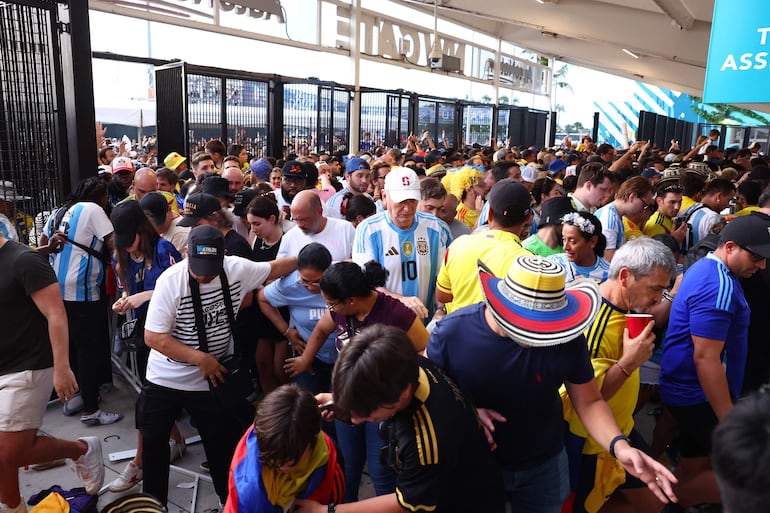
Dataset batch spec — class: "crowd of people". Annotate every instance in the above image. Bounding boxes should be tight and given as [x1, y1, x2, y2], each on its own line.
[3, 127, 770, 513]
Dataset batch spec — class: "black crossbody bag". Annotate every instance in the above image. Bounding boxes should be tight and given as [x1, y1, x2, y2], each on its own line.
[188, 272, 256, 408]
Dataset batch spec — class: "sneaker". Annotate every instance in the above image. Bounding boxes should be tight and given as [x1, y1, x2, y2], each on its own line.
[0, 502, 28, 513]
[80, 409, 123, 426]
[70, 436, 105, 494]
[107, 460, 143, 492]
[200, 460, 210, 472]
[62, 394, 84, 416]
[169, 438, 187, 463]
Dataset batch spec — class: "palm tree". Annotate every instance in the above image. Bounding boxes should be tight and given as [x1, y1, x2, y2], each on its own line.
[689, 96, 770, 125]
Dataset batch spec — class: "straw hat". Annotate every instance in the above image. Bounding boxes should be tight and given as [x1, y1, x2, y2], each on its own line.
[478, 256, 601, 347]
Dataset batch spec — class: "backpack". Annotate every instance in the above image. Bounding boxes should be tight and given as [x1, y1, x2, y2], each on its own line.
[675, 203, 706, 255]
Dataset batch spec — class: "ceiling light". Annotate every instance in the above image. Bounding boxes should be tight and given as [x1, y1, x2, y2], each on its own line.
[622, 48, 639, 59]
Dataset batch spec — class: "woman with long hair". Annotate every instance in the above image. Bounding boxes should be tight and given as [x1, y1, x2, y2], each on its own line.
[244, 194, 292, 394]
[284, 261, 428, 503]
[548, 211, 610, 284]
[106, 200, 182, 492]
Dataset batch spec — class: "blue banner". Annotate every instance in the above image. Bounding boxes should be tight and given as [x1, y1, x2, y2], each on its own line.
[704, 0, 770, 103]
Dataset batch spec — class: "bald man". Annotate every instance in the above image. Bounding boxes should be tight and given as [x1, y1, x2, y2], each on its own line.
[277, 190, 355, 262]
[130, 168, 158, 202]
[221, 166, 243, 196]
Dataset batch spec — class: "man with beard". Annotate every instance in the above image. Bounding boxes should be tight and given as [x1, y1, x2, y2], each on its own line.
[274, 160, 309, 221]
[326, 158, 373, 219]
[660, 214, 770, 510]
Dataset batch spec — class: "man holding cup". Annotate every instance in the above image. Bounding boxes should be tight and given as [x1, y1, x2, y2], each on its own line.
[660, 213, 770, 510]
[567, 237, 676, 513]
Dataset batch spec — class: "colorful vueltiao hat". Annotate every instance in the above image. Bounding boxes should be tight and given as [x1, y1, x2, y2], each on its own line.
[478, 256, 601, 347]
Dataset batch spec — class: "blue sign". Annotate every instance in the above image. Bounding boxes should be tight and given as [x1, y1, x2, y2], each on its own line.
[704, 0, 770, 104]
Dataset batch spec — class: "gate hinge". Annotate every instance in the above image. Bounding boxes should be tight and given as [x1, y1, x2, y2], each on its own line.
[57, 22, 71, 34]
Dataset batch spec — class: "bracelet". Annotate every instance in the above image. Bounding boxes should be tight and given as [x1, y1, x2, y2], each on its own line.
[328, 504, 336, 513]
[616, 361, 631, 378]
[662, 291, 675, 303]
[609, 434, 632, 458]
[283, 327, 292, 336]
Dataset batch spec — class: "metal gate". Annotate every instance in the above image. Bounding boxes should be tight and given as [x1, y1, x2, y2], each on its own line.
[283, 82, 349, 156]
[462, 104, 493, 146]
[0, 0, 65, 244]
[360, 90, 410, 150]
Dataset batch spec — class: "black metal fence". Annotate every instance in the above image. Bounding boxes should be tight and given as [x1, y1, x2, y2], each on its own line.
[283, 82, 349, 156]
[637, 111, 695, 152]
[155, 61, 552, 160]
[0, 0, 62, 244]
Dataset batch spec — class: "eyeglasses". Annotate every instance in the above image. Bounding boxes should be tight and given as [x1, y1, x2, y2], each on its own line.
[298, 277, 321, 287]
[326, 300, 343, 312]
[739, 244, 765, 263]
[639, 197, 655, 212]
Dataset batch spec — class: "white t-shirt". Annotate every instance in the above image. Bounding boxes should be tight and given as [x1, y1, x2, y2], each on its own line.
[277, 217, 355, 262]
[163, 216, 190, 256]
[144, 257, 271, 391]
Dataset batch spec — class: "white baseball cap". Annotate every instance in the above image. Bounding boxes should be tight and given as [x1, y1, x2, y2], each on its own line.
[384, 166, 421, 204]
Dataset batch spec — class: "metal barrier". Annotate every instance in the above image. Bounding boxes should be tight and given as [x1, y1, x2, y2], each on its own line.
[637, 111, 695, 151]
[283, 82, 350, 156]
[0, 0, 62, 244]
[154, 61, 554, 159]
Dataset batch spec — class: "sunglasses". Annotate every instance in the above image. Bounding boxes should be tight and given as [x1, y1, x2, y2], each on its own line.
[739, 244, 765, 263]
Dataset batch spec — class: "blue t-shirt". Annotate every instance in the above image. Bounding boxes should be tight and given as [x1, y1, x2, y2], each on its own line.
[427, 303, 594, 471]
[115, 238, 181, 318]
[660, 253, 750, 406]
[262, 270, 336, 364]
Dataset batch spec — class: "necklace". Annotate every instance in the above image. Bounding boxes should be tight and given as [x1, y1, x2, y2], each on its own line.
[259, 232, 281, 250]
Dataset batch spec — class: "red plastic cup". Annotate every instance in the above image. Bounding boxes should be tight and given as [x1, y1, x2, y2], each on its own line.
[625, 313, 653, 338]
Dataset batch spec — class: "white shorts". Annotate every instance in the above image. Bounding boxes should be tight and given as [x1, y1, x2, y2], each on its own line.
[0, 368, 54, 432]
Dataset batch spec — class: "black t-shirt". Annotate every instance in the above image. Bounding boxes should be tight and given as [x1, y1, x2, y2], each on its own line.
[385, 357, 505, 513]
[0, 240, 56, 375]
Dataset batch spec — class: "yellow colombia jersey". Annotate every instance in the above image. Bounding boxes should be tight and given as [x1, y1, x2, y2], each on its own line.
[436, 229, 531, 314]
[580, 299, 639, 453]
[643, 211, 673, 237]
[680, 195, 697, 213]
[455, 203, 479, 230]
[621, 217, 643, 241]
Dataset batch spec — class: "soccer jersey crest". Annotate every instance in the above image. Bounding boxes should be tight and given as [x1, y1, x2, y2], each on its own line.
[416, 237, 429, 256]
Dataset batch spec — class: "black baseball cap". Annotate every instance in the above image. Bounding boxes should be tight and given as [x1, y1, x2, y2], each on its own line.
[281, 160, 308, 179]
[178, 193, 221, 227]
[188, 225, 225, 276]
[201, 175, 232, 199]
[110, 200, 146, 249]
[487, 179, 532, 219]
[719, 213, 770, 259]
[140, 191, 168, 226]
[539, 196, 576, 227]
[233, 188, 260, 217]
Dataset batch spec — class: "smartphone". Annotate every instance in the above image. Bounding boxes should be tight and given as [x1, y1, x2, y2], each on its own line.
[319, 400, 334, 412]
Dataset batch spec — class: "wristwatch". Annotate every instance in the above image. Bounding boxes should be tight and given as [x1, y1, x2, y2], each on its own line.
[328, 504, 336, 513]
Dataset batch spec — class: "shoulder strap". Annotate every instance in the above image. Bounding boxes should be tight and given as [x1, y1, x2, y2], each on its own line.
[188, 274, 209, 353]
[188, 270, 237, 355]
[66, 236, 107, 261]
